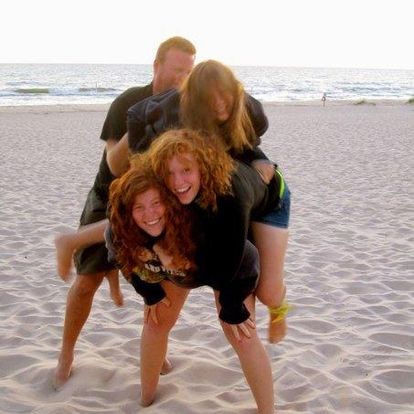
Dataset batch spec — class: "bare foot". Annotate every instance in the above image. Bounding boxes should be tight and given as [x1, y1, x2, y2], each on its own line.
[139, 359, 171, 405]
[54, 233, 75, 281]
[110, 289, 124, 307]
[106, 274, 124, 307]
[268, 317, 287, 344]
[140, 393, 155, 407]
[53, 353, 74, 390]
[160, 358, 172, 375]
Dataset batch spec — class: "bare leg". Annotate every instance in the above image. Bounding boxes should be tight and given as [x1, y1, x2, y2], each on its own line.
[105, 270, 124, 307]
[140, 282, 189, 406]
[54, 273, 104, 389]
[54, 220, 108, 280]
[251, 222, 289, 344]
[215, 292, 275, 414]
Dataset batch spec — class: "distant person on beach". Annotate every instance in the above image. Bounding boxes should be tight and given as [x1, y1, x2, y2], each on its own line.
[53, 36, 196, 389]
[107, 129, 286, 411]
[322, 92, 327, 106]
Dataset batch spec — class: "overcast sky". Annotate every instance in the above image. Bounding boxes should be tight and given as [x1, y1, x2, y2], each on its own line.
[2, 0, 412, 69]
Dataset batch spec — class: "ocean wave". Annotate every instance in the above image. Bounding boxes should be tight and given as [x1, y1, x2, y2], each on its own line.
[14, 88, 50, 94]
[1, 63, 413, 105]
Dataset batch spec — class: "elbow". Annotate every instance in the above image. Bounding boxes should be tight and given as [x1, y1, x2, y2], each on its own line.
[106, 150, 118, 177]
[106, 150, 127, 178]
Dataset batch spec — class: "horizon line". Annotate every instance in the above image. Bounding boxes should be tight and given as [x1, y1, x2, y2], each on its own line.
[1, 62, 413, 71]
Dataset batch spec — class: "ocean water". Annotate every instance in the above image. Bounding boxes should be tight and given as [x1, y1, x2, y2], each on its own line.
[0, 63, 413, 106]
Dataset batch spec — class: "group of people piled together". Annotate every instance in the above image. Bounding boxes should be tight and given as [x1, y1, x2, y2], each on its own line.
[53, 36, 291, 414]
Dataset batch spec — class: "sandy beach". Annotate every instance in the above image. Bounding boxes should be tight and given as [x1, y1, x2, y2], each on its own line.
[1, 101, 413, 414]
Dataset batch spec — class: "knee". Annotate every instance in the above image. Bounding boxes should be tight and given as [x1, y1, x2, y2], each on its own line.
[226, 330, 259, 352]
[256, 282, 286, 307]
[256, 289, 282, 307]
[143, 319, 174, 338]
[72, 275, 103, 297]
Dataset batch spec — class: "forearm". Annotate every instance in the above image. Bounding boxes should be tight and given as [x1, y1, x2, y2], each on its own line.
[218, 264, 258, 324]
[106, 135, 130, 177]
[218, 289, 252, 324]
[217, 235, 259, 324]
[71, 219, 108, 250]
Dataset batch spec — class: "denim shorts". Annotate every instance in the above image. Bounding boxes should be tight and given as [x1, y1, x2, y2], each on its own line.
[256, 184, 291, 229]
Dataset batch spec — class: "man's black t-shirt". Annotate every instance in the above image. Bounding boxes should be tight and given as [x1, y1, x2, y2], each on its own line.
[92, 83, 153, 202]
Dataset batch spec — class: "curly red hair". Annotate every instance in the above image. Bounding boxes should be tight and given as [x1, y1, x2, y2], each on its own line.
[139, 128, 235, 211]
[108, 161, 196, 279]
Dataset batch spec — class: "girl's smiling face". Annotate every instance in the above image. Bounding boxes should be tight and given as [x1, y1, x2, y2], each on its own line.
[132, 188, 166, 237]
[166, 153, 201, 205]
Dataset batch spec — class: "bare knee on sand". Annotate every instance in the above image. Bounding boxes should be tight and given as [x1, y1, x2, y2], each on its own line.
[54, 233, 76, 281]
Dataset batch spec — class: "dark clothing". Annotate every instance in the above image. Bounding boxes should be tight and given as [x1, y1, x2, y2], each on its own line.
[107, 162, 282, 324]
[105, 221, 259, 321]
[74, 84, 153, 275]
[133, 238, 260, 323]
[120, 89, 280, 323]
[127, 88, 270, 163]
[104, 225, 203, 305]
[92, 84, 153, 202]
[74, 194, 113, 274]
[191, 162, 282, 323]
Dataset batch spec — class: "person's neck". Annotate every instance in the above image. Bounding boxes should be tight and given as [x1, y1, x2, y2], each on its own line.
[152, 80, 165, 95]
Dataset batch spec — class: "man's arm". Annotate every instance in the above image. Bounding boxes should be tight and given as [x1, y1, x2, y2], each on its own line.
[106, 134, 130, 177]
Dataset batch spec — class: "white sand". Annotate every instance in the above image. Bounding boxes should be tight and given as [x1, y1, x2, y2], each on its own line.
[1, 102, 413, 413]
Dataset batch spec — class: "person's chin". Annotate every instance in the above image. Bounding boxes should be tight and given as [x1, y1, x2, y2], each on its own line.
[145, 224, 164, 237]
[178, 197, 191, 205]
[148, 229, 163, 237]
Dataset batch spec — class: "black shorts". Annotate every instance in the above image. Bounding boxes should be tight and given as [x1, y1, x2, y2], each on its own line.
[74, 188, 116, 275]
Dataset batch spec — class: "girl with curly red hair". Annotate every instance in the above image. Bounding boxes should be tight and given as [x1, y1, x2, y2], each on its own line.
[106, 154, 264, 409]
[135, 128, 288, 413]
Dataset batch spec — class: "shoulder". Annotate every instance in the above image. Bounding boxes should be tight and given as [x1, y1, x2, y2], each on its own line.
[128, 88, 179, 121]
[105, 84, 153, 121]
[245, 92, 267, 116]
[245, 93, 268, 137]
[118, 84, 153, 101]
[112, 84, 153, 109]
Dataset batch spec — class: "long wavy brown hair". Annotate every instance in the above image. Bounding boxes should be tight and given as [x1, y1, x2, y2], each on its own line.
[108, 161, 196, 279]
[179, 60, 256, 154]
[138, 128, 235, 211]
